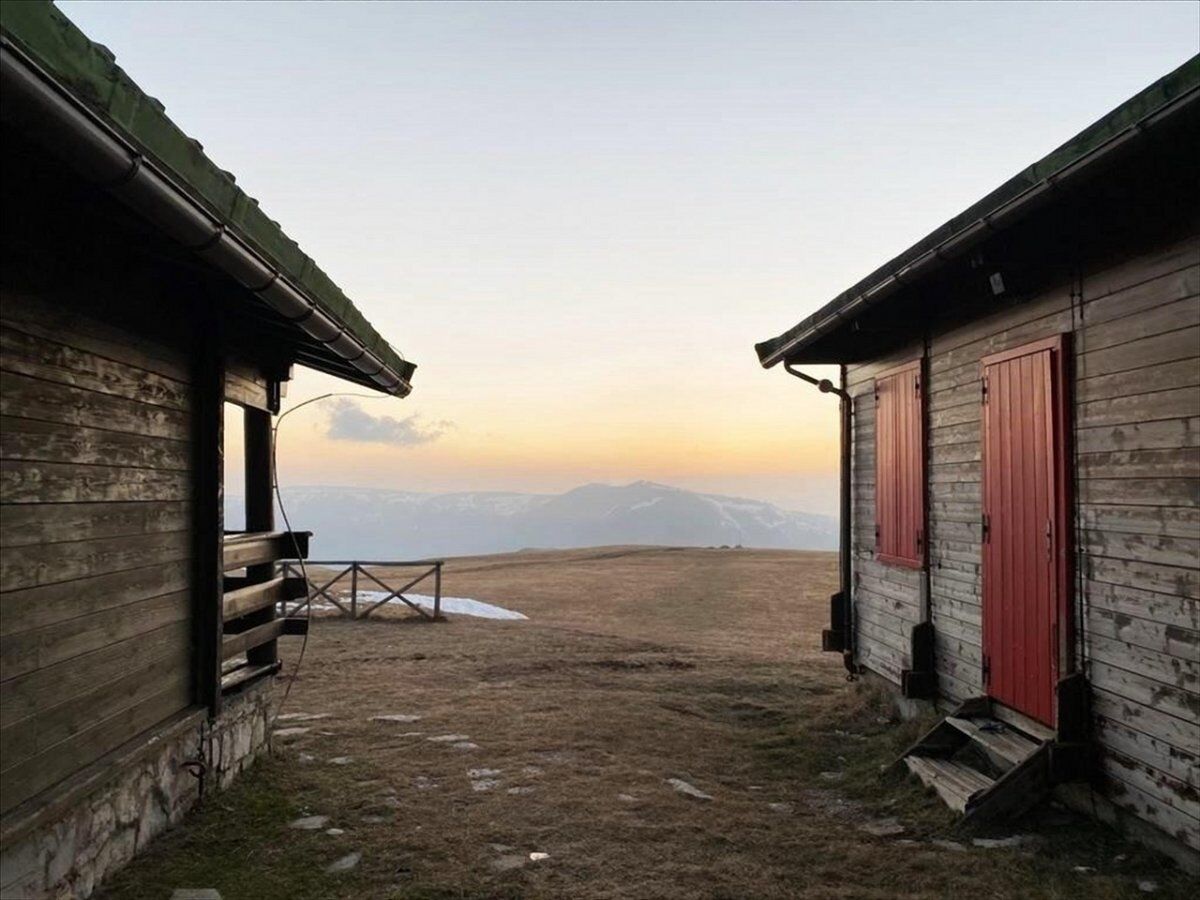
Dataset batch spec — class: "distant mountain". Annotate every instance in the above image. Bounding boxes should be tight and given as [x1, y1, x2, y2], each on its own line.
[226, 481, 836, 559]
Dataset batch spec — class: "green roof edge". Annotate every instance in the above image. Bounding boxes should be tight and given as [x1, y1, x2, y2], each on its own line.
[755, 53, 1200, 366]
[0, 0, 413, 387]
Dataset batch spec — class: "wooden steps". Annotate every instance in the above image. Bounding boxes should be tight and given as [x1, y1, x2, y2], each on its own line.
[897, 698, 1082, 827]
[904, 756, 993, 812]
[945, 716, 1041, 772]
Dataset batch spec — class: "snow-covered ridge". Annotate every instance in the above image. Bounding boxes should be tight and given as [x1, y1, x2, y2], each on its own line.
[227, 481, 836, 559]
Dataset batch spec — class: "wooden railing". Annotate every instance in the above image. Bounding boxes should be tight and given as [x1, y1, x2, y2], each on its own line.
[224, 530, 309, 571]
[278, 560, 444, 621]
[220, 531, 311, 694]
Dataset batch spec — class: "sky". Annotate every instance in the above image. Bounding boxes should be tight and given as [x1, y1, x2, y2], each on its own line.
[60, 0, 1199, 514]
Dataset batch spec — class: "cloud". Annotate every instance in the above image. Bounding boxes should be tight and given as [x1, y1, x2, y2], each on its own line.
[325, 400, 451, 447]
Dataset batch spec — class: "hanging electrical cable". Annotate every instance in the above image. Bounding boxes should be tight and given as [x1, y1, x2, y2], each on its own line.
[268, 391, 393, 725]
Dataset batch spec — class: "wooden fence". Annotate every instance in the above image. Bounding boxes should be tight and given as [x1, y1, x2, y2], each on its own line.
[278, 560, 444, 620]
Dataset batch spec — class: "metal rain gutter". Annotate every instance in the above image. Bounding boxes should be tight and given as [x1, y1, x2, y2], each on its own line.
[0, 39, 411, 397]
[759, 83, 1200, 369]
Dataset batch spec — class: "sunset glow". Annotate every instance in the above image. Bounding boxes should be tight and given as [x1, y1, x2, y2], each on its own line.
[65, 0, 1198, 515]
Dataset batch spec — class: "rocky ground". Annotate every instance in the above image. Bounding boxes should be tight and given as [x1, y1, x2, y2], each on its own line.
[98, 548, 1191, 899]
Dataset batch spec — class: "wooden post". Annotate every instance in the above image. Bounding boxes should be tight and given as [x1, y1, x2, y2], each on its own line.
[193, 315, 224, 714]
[279, 562, 290, 615]
[351, 563, 358, 620]
[244, 404, 277, 664]
[434, 563, 442, 620]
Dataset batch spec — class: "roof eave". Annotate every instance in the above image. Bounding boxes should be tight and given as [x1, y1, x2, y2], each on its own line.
[756, 56, 1200, 369]
[0, 4, 416, 396]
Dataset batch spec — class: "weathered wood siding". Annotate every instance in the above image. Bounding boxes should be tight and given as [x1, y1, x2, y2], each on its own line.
[1073, 233, 1199, 851]
[847, 228, 1199, 851]
[848, 339, 926, 685]
[0, 291, 196, 816]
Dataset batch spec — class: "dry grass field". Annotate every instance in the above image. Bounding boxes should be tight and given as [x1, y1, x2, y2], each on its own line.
[99, 548, 1190, 899]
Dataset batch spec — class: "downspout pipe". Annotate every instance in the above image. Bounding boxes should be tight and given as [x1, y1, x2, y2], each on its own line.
[783, 363, 856, 675]
[0, 39, 412, 397]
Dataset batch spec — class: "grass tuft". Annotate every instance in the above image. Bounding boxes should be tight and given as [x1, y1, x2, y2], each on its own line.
[95, 549, 1194, 899]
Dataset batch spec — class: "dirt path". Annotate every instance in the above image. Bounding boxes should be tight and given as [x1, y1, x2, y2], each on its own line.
[100, 549, 1188, 899]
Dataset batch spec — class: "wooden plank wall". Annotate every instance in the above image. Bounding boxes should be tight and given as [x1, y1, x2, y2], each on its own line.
[847, 229, 1199, 851]
[1073, 233, 1199, 851]
[0, 291, 196, 816]
[847, 339, 925, 685]
[225, 357, 273, 413]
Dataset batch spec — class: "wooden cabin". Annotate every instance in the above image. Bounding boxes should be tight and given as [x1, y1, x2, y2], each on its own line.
[0, 4, 416, 896]
[756, 58, 1199, 868]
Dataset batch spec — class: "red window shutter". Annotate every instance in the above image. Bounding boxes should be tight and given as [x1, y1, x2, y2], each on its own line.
[875, 361, 924, 567]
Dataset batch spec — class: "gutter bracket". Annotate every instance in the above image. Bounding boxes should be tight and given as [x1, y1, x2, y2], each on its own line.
[783, 362, 848, 401]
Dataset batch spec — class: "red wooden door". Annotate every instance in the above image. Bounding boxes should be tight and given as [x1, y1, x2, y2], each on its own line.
[981, 336, 1070, 727]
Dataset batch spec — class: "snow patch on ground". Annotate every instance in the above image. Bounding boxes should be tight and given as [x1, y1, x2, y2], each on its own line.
[666, 778, 712, 801]
[354, 590, 528, 620]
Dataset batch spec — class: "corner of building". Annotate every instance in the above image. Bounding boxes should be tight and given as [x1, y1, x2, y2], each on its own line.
[0, 680, 275, 899]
